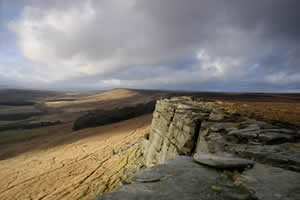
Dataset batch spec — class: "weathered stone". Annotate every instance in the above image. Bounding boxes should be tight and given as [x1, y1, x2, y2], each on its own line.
[209, 123, 229, 132]
[94, 97, 300, 200]
[257, 131, 298, 144]
[193, 152, 254, 169]
[209, 112, 225, 121]
[241, 119, 267, 127]
[145, 97, 300, 169]
[95, 157, 251, 200]
[229, 144, 300, 171]
[195, 122, 238, 154]
[227, 126, 299, 144]
[235, 163, 300, 200]
[144, 98, 206, 167]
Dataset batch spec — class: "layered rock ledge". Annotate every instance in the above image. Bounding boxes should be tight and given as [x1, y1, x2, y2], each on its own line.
[95, 97, 300, 200]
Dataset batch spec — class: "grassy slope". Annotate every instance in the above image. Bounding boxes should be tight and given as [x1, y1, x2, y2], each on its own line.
[0, 115, 152, 200]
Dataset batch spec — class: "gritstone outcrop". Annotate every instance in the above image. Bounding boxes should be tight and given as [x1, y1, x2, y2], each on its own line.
[95, 97, 300, 200]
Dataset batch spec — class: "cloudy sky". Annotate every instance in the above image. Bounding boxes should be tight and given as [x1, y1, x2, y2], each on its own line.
[0, 0, 300, 92]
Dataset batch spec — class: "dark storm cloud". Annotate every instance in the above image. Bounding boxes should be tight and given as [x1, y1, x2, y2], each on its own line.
[1, 0, 300, 91]
[228, 0, 300, 40]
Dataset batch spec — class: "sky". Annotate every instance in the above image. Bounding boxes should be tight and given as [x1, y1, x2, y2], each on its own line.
[0, 0, 300, 92]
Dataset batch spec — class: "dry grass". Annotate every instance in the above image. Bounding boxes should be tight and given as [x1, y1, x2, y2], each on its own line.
[45, 89, 138, 108]
[220, 101, 300, 126]
[0, 114, 152, 200]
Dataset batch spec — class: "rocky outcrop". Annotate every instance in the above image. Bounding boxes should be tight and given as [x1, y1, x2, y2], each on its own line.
[143, 97, 209, 166]
[94, 97, 300, 200]
[143, 97, 300, 170]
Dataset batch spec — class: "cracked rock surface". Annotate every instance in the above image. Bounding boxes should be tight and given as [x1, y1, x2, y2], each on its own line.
[95, 156, 252, 200]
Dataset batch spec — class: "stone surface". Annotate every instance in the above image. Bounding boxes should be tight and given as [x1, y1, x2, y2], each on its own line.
[94, 157, 251, 200]
[236, 164, 300, 200]
[209, 112, 225, 121]
[95, 157, 300, 200]
[227, 128, 300, 145]
[193, 152, 254, 169]
[143, 99, 208, 167]
[229, 144, 300, 171]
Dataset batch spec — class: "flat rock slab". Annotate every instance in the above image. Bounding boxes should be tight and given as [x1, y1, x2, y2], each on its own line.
[237, 163, 300, 200]
[94, 156, 250, 200]
[227, 128, 299, 144]
[193, 152, 254, 169]
[230, 144, 300, 171]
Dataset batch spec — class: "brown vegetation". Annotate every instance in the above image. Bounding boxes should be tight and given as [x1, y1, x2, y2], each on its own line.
[0, 115, 152, 200]
[0, 89, 299, 200]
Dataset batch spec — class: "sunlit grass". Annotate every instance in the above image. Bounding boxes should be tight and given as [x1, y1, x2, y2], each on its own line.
[222, 101, 300, 127]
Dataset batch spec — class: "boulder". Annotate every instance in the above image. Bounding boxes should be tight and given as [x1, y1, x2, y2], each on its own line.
[193, 152, 254, 169]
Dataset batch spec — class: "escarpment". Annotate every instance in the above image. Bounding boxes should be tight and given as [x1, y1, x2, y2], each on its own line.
[95, 97, 300, 200]
[143, 97, 300, 170]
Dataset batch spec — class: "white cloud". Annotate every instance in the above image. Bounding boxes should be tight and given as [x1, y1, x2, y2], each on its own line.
[196, 49, 245, 78]
[265, 72, 300, 85]
[101, 79, 121, 87]
[9, 0, 140, 81]
[9, 0, 251, 83]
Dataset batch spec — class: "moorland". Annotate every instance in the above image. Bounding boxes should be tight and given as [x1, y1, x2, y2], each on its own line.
[0, 88, 299, 200]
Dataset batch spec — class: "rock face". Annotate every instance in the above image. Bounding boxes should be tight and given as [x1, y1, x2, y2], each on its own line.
[144, 97, 300, 171]
[94, 97, 300, 200]
[144, 97, 210, 166]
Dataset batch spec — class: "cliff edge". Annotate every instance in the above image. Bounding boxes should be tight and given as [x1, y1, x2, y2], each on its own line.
[95, 97, 300, 200]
